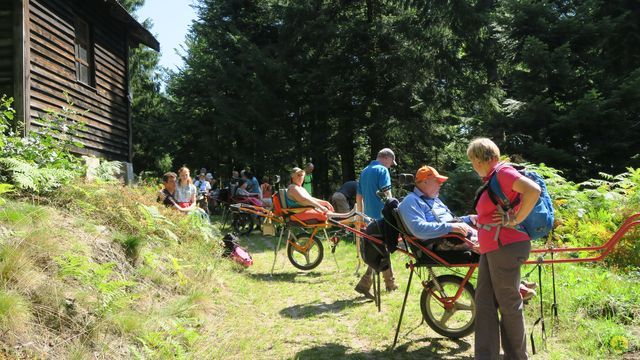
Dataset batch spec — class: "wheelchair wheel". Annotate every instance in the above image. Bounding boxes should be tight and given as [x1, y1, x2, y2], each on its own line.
[287, 236, 324, 271]
[232, 213, 254, 235]
[420, 274, 476, 339]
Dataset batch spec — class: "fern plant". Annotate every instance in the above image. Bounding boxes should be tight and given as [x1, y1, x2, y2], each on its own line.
[95, 160, 122, 184]
[55, 252, 135, 315]
[0, 158, 75, 195]
[1, 94, 86, 173]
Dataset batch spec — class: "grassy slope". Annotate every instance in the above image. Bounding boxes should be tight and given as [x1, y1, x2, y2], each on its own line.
[0, 184, 638, 359]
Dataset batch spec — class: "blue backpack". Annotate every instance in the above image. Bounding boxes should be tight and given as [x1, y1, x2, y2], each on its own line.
[487, 164, 554, 240]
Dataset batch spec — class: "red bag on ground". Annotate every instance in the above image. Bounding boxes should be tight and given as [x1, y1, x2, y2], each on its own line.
[222, 233, 253, 267]
[230, 246, 253, 267]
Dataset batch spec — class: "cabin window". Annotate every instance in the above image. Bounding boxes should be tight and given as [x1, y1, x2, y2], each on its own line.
[74, 17, 94, 86]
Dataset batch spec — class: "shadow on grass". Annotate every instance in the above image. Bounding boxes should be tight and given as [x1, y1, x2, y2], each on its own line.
[279, 297, 371, 319]
[294, 338, 473, 359]
[246, 271, 326, 284]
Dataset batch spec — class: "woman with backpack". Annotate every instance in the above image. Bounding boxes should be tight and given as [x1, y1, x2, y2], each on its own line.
[467, 138, 541, 360]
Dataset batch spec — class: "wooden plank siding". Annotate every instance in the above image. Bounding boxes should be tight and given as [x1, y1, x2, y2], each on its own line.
[27, 0, 131, 161]
[0, 2, 14, 98]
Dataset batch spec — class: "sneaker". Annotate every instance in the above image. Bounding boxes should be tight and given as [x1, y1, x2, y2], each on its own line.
[354, 285, 375, 301]
[519, 284, 536, 301]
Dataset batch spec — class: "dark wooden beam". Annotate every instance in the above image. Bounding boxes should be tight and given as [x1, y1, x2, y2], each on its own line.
[12, 0, 28, 135]
[125, 34, 132, 163]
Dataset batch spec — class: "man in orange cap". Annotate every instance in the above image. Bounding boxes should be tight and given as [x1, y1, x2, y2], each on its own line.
[398, 166, 475, 241]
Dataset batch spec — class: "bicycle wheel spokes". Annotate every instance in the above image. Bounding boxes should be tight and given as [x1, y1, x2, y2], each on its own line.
[287, 236, 324, 271]
[439, 309, 455, 327]
[421, 275, 476, 338]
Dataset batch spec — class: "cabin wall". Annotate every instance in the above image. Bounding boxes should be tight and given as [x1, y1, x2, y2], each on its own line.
[0, 2, 14, 99]
[27, 0, 131, 160]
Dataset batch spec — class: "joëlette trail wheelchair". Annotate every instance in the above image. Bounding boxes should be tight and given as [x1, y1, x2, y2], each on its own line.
[231, 189, 362, 273]
[330, 199, 640, 351]
[218, 185, 264, 235]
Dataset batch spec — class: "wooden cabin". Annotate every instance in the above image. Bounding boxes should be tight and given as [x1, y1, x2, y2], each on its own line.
[1, 0, 159, 162]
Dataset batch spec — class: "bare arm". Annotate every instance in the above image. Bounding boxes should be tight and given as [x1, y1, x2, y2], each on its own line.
[289, 186, 329, 212]
[511, 176, 541, 225]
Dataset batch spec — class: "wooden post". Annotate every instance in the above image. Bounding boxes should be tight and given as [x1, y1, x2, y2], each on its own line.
[125, 30, 133, 164]
[12, 0, 30, 135]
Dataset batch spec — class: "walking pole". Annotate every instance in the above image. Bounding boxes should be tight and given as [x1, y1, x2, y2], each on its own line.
[376, 271, 382, 312]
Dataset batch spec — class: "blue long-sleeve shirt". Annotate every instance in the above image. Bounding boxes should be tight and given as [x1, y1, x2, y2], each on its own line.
[398, 188, 472, 240]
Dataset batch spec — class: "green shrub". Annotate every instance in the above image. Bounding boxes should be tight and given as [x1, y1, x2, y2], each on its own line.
[0, 95, 85, 195]
[440, 162, 483, 214]
[541, 165, 640, 268]
[1, 94, 85, 172]
[0, 158, 76, 195]
[115, 233, 144, 262]
[95, 160, 123, 184]
[0, 94, 14, 148]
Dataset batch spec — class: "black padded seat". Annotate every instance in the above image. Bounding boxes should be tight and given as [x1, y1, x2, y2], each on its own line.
[412, 247, 480, 266]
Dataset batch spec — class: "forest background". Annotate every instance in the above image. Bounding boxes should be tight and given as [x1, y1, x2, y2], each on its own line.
[126, 0, 640, 206]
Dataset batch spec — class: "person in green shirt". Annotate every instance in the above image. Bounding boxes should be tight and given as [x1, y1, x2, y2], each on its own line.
[303, 162, 314, 195]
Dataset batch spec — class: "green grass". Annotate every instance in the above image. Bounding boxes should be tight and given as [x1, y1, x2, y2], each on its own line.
[0, 202, 49, 227]
[0, 289, 31, 332]
[200, 225, 639, 359]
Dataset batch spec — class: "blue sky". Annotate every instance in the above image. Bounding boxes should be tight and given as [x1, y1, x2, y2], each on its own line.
[137, 0, 198, 71]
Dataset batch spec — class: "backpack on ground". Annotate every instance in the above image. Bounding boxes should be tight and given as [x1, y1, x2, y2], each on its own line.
[487, 164, 554, 240]
[222, 233, 253, 267]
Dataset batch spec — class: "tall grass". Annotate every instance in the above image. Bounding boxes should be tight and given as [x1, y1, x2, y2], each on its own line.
[0, 289, 31, 335]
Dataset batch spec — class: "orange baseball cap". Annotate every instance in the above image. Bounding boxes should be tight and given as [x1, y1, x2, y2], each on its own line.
[415, 166, 448, 183]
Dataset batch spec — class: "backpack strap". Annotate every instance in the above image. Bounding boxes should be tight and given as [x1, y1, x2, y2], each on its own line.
[476, 164, 528, 242]
[418, 195, 441, 222]
[487, 164, 511, 210]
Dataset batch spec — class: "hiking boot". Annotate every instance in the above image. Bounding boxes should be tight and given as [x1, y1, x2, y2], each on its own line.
[354, 285, 375, 301]
[386, 283, 398, 292]
[519, 284, 536, 301]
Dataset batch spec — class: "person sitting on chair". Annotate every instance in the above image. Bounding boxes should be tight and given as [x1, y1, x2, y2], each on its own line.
[287, 167, 351, 222]
[398, 166, 477, 251]
[399, 165, 536, 299]
[235, 179, 263, 206]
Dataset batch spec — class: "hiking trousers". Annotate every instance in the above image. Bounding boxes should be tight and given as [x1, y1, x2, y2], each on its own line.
[474, 240, 531, 360]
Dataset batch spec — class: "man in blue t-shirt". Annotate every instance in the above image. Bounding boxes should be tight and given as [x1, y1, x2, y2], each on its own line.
[355, 148, 398, 299]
